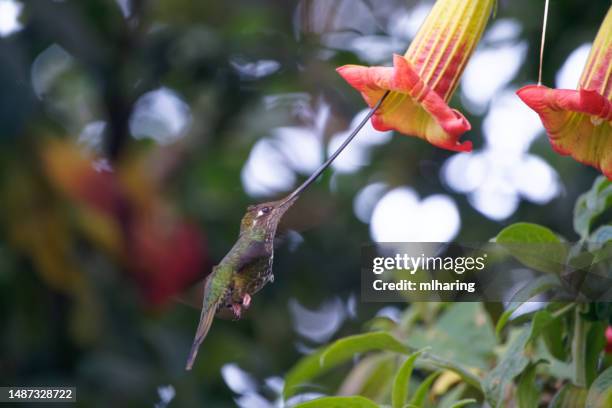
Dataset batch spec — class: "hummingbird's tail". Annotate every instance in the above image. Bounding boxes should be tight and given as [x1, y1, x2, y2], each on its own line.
[185, 299, 219, 370]
[185, 316, 214, 370]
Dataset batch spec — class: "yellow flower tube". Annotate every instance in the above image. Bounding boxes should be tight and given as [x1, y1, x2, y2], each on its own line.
[518, 6, 612, 179]
[337, 0, 495, 152]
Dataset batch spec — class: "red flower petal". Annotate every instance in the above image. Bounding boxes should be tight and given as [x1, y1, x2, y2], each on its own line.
[517, 85, 612, 179]
[337, 54, 472, 152]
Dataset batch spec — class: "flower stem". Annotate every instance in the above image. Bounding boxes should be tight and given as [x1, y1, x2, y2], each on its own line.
[572, 305, 588, 387]
[551, 302, 575, 318]
[538, 0, 550, 85]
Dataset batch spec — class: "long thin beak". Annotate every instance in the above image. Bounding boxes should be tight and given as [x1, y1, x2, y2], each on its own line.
[279, 91, 390, 207]
[278, 189, 301, 211]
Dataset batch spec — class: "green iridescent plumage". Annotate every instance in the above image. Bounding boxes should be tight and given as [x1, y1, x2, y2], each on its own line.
[185, 195, 298, 370]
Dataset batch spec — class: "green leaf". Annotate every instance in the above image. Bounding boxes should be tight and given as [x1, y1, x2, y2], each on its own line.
[487, 309, 559, 407]
[438, 384, 467, 408]
[574, 176, 612, 239]
[283, 332, 411, 399]
[449, 399, 477, 408]
[517, 361, 546, 408]
[528, 310, 556, 342]
[588, 225, 612, 250]
[549, 384, 587, 408]
[409, 372, 439, 407]
[565, 244, 612, 301]
[541, 314, 568, 361]
[408, 303, 496, 371]
[586, 366, 612, 408]
[591, 242, 612, 271]
[364, 316, 399, 332]
[495, 275, 561, 336]
[497, 222, 561, 243]
[392, 350, 423, 408]
[496, 223, 567, 273]
[593, 302, 612, 323]
[585, 322, 607, 387]
[495, 312, 516, 339]
[319, 332, 411, 366]
[341, 355, 396, 401]
[419, 353, 483, 392]
[292, 396, 380, 408]
[483, 329, 532, 408]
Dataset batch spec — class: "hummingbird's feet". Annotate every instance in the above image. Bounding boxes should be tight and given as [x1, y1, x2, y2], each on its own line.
[242, 293, 251, 308]
[231, 303, 242, 319]
[230, 294, 252, 320]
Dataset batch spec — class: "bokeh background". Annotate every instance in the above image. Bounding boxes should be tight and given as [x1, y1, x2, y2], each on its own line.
[0, 0, 608, 406]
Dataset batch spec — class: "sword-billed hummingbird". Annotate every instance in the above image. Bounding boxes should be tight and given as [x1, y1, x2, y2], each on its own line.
[186, 92, 389, 370]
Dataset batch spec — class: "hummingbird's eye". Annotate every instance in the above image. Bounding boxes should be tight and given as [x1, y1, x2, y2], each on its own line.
[256, 206, 271, 218]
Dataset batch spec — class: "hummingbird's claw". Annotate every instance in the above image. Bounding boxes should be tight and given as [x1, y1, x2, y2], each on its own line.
[231, 303, 242, 319]
[242, 293, 252, 308]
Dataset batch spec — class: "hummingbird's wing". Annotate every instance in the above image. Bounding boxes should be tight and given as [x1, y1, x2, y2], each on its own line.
[236, 239, 270, 271]
[185, 271, 224, 370]
[236, 239, 275, 288]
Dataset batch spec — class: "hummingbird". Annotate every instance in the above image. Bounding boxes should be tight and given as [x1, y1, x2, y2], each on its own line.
[185, 92, 389, 370]
[185, 194, 298, 370]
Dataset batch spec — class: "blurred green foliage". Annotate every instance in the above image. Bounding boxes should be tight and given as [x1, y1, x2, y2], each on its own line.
[0, 0, 610, 407]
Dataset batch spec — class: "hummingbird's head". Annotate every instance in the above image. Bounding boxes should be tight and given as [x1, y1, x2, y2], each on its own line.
[240, 195, 298, 233]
